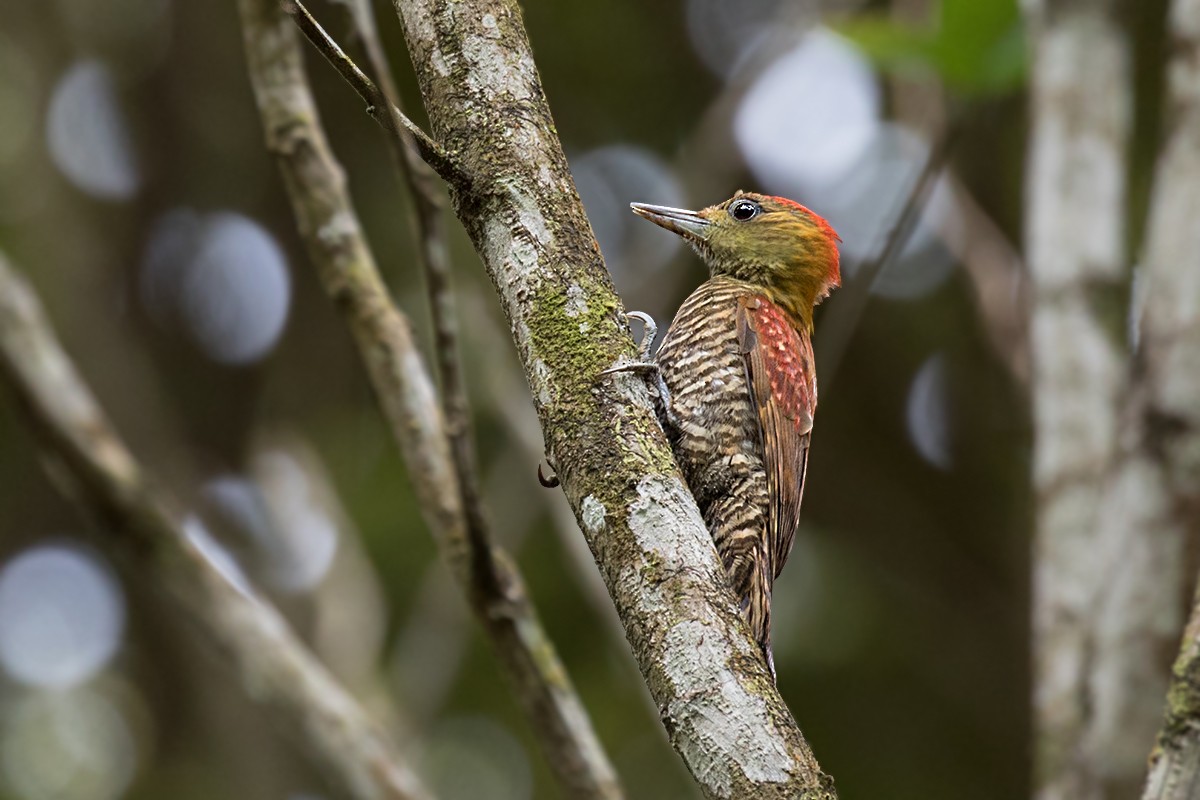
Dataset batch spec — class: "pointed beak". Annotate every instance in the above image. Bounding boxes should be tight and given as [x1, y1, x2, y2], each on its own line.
[630, 203, 711, 242]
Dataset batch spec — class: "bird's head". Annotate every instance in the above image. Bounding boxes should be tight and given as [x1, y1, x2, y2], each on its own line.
[631, 191, 841, 330]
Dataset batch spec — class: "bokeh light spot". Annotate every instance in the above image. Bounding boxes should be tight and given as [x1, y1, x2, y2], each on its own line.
[140, 210, 291, 365]
[736, 29, 881, 189]
[182, 515, 254, 598]
[906, 353, 953, 470]
[686, 0, 783, 79]
[819, 126, 959, 299]
[1, 687, 140, 800]
[572, 144, 685, 285]
[0, 544, 125, 690]
[46, 60, 139, 201]
[253, 451, 340, 594]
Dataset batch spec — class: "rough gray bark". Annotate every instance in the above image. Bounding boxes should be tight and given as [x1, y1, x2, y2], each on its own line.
[1026, 0, 1200, 796]
[386, 1, 836, 797]
[237, 2, 622, 798]
[1023, 0, 1139, 797]
[0, 253, 433, 800]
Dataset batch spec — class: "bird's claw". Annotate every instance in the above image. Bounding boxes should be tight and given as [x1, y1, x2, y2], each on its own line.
[625, 311, 658, 362]
[598, 360, 657, 378]
[599, 310, 678, 433]
[537, 461, 560, 488]
[599, 311, 659, 378]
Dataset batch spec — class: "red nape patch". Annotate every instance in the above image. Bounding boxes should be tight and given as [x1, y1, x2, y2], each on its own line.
[750, 297, 817, 428]
[769, 196, 841, 245]
[768, 196, 841, 290]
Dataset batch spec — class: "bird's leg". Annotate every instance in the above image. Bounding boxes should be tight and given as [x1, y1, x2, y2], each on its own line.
[600, 312, 677, 433]
[629, 311, 658, 362]
[537, 460, 560, 488]
[599, 311, 661, 385]
[600, 310, 658, 369]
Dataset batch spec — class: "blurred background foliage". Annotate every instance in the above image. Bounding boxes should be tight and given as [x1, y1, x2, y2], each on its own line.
[0, 0, 1174, 798]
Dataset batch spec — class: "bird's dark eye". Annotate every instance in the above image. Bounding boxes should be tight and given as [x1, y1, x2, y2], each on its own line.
[729, 200, 760, 222]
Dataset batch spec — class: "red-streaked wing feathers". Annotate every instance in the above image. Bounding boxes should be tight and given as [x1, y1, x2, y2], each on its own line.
[736, 295, 816, 580]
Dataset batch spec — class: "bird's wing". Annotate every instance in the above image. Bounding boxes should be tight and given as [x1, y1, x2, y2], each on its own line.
[737, 295, 816, 579]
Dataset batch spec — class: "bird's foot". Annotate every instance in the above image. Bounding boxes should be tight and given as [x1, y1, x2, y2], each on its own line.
[598, 360, 657, 378]
[599, 311, 659, 378]
[601, 312, 680, 434]
[536, 460, 560, 488]
[609, 310, 658, 363]
[628, 311, 658, 362]
[600, 360, 671, 417]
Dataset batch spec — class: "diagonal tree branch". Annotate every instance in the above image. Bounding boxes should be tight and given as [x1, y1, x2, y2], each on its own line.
[238, 2, 623, 798]
[338, 0, 503, 619]
[384, 0, 836, 797]
[281, 0, 463, 186]
[0, 252, 433, 800]
[815, 120, 960, 393]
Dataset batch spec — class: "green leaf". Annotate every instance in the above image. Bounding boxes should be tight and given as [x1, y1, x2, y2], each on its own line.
[835, 0, 1027, 95]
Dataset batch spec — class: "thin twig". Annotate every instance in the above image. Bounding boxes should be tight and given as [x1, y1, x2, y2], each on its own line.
[815, 121, 961, 393]
[0, 252, 433, 800]
[239, 3, 624, 798]
[281, 0, 465, 186]
[341, 0, 501, 602]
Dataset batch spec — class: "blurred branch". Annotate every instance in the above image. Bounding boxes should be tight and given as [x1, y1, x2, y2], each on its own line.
[949, 179, 1030, 383]
[386, 0, 837, 797]
[1138, 0, 1200, 789]
[885, 56, 1031, 385]
[340, 0, 500, 612]
[0, 253, 433, 800]
[280, 0, 464, 186]
[456, 291, 630, 644]
[1023, 1, 1152, 798]
[238, 3, 624, 798]
[816, 120, 959, 392]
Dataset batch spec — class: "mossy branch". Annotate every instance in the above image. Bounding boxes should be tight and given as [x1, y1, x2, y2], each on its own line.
[1145, 582, 1200, 798]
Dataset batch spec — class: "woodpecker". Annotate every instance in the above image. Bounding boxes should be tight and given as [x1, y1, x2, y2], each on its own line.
[612, 191, 841, 678]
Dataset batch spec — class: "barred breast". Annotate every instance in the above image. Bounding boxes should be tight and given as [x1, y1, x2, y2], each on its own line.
[655, 276, 772, 635]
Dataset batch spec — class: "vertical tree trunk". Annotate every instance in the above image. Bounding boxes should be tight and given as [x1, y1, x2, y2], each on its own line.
[1023, 1, 1156, 797]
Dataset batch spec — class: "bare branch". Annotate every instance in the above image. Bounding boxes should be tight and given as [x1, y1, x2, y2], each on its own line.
[386, 0, 836, 797]
[815, 121, 960, 391]
[338, 0, 503, 614]
[0, 253, 433, 800]
[238, 2, 623, 798]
